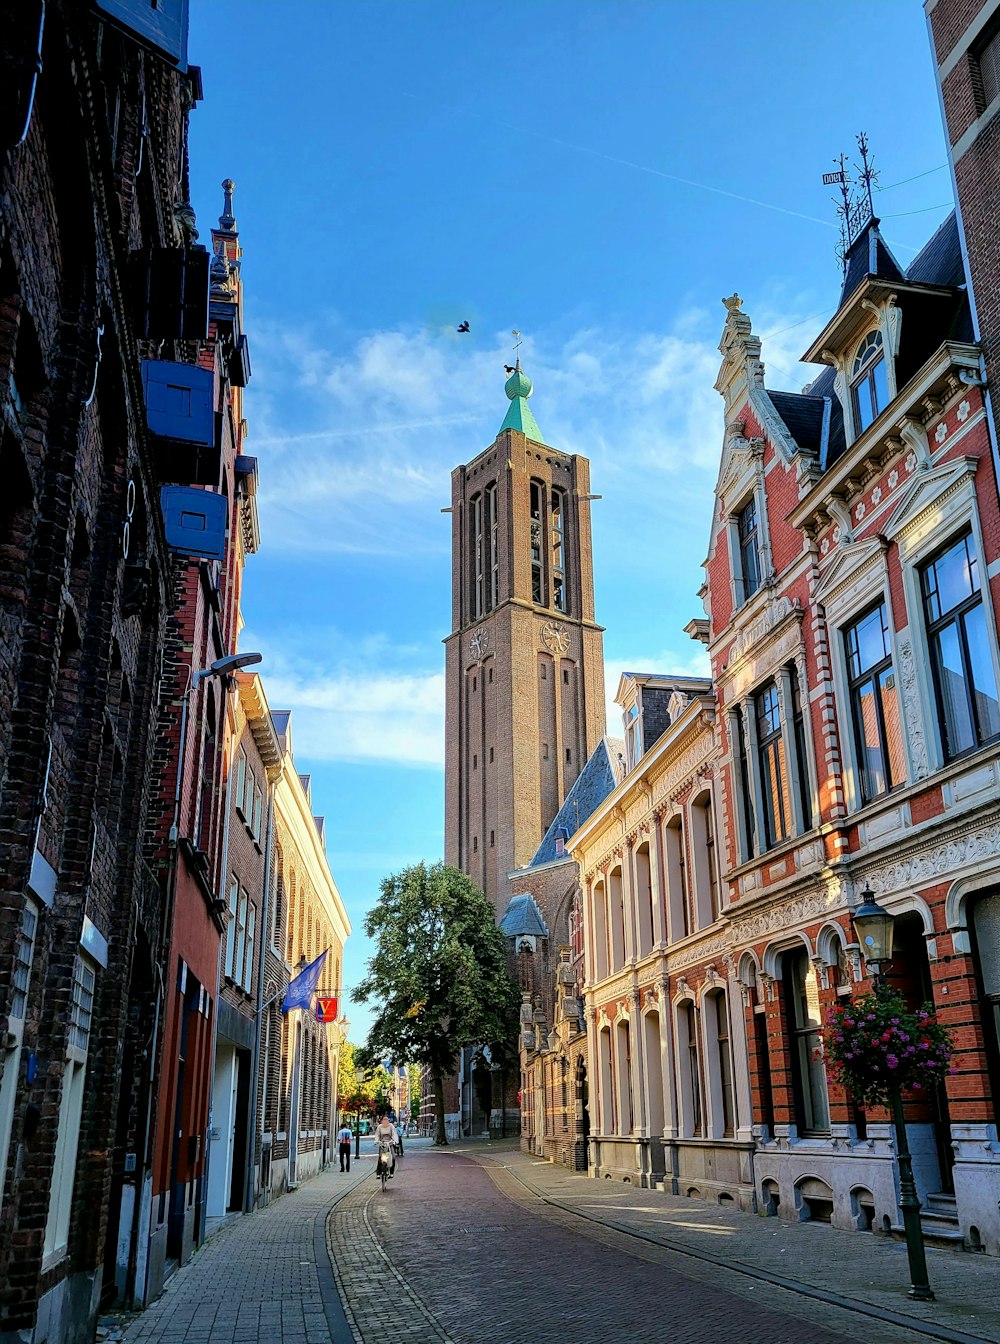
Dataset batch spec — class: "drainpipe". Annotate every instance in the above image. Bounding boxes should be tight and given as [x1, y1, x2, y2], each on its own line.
[246, 766, 279, 1212]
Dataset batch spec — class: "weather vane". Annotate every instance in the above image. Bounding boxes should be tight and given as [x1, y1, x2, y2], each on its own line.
[511, 329, 523, 359]
[823, 133, 879, 274]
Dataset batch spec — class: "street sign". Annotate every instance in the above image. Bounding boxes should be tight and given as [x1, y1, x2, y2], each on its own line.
[315, 996, 338, 1023]
[823, 171, 846, 185]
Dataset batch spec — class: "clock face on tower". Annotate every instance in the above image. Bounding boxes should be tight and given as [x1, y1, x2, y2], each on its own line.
[540, 622, 570, 656]
[469, 628, 491, 661]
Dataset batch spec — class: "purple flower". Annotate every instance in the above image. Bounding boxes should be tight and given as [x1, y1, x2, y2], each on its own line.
[886, 1054, 899, 1068]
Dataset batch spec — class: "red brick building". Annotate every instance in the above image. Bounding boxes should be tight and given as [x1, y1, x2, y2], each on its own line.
[0, 4, 204, 1340]
[568, 206, 1000, 1253]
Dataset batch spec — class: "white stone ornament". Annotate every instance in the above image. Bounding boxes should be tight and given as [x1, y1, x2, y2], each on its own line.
[957, 400, 970, 422]
[855, 502, 865, 521]
[905, 451, 917, 473]
[821, 538, 830, 556]
[888, 469, 899, 488]
[935, 422, 948, 444]
[871, 486, 882, 504]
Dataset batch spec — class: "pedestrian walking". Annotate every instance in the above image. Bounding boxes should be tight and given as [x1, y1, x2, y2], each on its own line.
[337, 1122, 352, 1171]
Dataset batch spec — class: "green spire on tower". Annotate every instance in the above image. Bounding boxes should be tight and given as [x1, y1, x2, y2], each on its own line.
[498, 360, 543, 441]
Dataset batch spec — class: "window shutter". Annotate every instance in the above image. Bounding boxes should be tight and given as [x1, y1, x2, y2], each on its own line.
[130, 248, 209, 340]
[142, 360, 214, 446]
[160, 486, 226, 561]
[94, 0, 190, 67]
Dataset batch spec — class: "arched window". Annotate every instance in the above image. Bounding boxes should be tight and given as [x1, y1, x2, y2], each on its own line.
[706, 989, 736, 1137]
[784, 947, 830, 1134]
[690, 791, 720, 927]
[608, 865, 625, 971]
[678, 1000, 703, 1137]
[470, 492, 484, 620]
[551, 487, 566, 612]
[485, 481, 499, 611]
[529, 480, 545, 605]
[851, 329, 888, 433]
[664, 815, 689, 939]
[634, 842, 653, 956]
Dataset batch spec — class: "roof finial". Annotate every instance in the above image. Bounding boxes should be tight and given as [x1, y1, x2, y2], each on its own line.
[512, 328, 523, 371]
[219, 178, 237, 232]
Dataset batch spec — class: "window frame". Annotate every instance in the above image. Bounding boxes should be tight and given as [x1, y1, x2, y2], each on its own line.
[843, 600, 906, 803]
[850, 329, 888, 435]
[736, 494, 762, 605]
[755, 681, 790, 850]
[919, 530, 1000, 762]
[784, 947, 830, 1137]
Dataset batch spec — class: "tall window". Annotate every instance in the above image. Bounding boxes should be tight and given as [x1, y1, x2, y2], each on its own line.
[624, 702, 641, 768]
[485, 482, 499, 611]
[737, 496, 761, 603]
[680, 1001, 703, 1136]
[711, 991, 736, 1137]
[45, 955, 96, 1261]
[851, 329, 888, 433]
[844, 602, 905, 801]
[735, 712, 755, 860]
[785, 948, 830, 1135]
[756, 682, 790, 849]
[921, 532, 1000, 759]
[530, 481, 544, 605]
[551, 487, 566, 612]
[0, 902, 38, 1210]
[470, 493, 484, 619]
[971, 892, 1000, 1126]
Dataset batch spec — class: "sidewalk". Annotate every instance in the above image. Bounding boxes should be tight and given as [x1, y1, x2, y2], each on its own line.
[121, 1158, 372, 1344]
[461, 1140, 999, 1344]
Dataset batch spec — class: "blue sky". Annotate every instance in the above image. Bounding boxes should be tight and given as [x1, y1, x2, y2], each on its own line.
[187, 0, 951, 1042]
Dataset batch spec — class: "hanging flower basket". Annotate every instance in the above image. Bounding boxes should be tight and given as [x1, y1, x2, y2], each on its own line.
[821, 987, 955, 1107]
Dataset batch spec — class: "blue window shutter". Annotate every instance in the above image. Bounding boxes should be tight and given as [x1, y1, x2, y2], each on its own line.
[160, 487, 226, 561]
[94, 0, 189, 68]
[142, 361, 214, 446]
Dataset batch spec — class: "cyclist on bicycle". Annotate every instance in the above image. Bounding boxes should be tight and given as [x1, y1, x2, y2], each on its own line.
[373, 1112, 400, 1178]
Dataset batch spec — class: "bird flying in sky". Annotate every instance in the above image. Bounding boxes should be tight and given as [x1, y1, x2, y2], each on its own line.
[457, 320, 470, 333]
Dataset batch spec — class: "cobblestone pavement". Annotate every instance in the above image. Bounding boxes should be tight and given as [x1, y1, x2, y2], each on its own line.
[123, 1139, 1000, 1344]
[328, 1141, 997, 1344]
[122, 1156, 372, 1344]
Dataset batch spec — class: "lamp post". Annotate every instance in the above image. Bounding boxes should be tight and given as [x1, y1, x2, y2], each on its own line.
[852, 887, 934, 1302]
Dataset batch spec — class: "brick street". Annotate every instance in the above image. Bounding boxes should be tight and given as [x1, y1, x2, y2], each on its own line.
[121, 1139, 1000, 1344]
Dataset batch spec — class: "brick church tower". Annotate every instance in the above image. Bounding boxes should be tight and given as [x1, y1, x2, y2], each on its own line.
[444, 360, 606, 909]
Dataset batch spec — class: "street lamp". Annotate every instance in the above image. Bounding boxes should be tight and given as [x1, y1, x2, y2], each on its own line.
[852, 887, 934, 1302]
[851, 886, 894, 984]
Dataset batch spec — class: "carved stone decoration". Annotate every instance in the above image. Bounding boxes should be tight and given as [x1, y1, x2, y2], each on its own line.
[540, 622, 570, 656]
[865, 822, 1000, 898]
[469, 627, 492, 662]
[895, 638, 929, 779]
[667, 689, 689, 721]
[729, 595, 802, 664]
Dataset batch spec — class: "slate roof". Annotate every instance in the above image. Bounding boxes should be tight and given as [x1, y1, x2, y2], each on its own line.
[906, 210, 964, 288]
[839, 220, 906, 306]
[271, 710, 291, 753]
[528, 736, 626, 867]
[499, 893, 549, 938]
[767, 209, 967, 470]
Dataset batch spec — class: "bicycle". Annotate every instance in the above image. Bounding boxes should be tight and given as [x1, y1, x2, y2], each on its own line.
[376, 1140, 393, 1192]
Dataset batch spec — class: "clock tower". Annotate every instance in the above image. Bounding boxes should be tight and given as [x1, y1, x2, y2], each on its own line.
[444, 362, 606, 909]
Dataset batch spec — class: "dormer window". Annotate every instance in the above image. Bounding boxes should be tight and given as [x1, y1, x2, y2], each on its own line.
[851, 329, 889, 434]
[625, 702, 641, 768]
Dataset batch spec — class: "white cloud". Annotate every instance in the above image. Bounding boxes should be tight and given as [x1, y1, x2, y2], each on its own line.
[244, 298, 819, 559]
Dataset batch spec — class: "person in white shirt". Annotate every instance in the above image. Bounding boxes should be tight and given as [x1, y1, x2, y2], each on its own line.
[373, 1113, 400, 1177]
[337, 1122, 353, 1172]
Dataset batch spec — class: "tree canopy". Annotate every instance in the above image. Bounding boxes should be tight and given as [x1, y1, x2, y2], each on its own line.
[336, 1042, 393, 1115]
[353, 861, 520, 1143]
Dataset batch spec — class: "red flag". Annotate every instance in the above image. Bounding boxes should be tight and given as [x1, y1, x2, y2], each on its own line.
[315, 996, 338, 1023]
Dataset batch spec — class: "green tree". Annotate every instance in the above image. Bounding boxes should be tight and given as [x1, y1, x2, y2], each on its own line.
[408, 1062, 422, 1125]
[354, 862, 520, 1145]
[337, 1042, 392, 1119]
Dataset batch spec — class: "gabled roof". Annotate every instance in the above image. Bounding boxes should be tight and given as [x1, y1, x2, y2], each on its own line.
[529, 736, 626, 867]
[499, 892, 549, 939]
[906, 210, 964, 288]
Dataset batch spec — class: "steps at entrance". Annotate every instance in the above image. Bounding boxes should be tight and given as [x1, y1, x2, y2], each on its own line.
[891, 1191, 967, 1251]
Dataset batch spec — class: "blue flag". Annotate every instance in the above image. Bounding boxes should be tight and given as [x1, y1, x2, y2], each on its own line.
[281, 949, 328, 1014]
